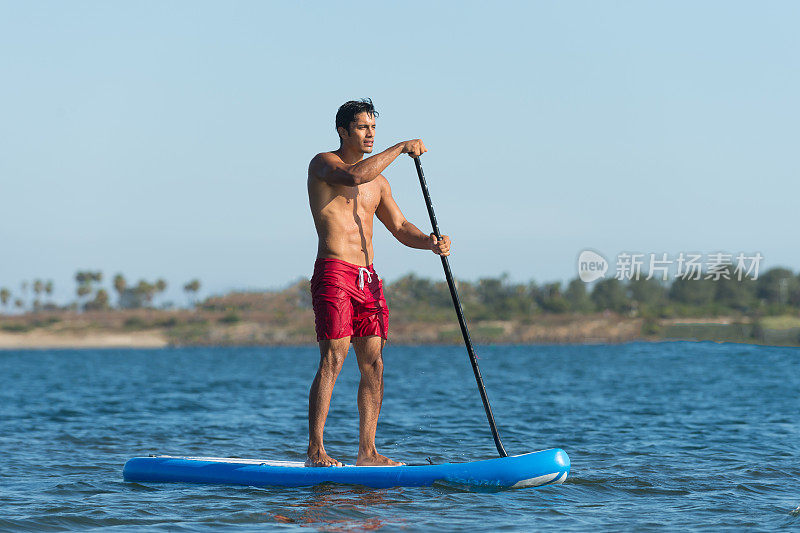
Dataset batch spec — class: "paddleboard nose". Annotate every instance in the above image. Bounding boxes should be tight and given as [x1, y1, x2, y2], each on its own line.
[554, 448, 570, 469]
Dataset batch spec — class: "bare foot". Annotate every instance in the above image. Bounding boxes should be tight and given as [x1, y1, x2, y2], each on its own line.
[356, 452, 405, 466]
[305, 449, 343, 467]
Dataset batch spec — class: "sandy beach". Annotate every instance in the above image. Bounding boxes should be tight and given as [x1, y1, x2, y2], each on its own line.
[0, 330, 168, 349]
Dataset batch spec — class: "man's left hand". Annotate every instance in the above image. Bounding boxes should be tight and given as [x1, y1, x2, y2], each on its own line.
[430, 234, 451, 256]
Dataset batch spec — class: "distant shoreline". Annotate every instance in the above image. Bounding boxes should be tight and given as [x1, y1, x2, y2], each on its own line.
[1, 310, 797, 349]
[5, 266, 799, 349]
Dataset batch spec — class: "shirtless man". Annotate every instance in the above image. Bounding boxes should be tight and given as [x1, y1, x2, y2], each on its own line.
[306, 99, 451, 467]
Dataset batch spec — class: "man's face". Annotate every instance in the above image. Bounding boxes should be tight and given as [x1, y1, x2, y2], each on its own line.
[339, 112, 376, 153]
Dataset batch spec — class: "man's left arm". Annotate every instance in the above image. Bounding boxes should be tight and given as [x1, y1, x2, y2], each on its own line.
[375, 177, 451, 256]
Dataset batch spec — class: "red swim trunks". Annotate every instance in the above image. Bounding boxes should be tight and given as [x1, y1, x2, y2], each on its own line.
[311, 258, 389, 341]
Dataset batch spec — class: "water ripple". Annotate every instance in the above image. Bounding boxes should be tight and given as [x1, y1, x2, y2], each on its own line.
[1, 342, 799, 530]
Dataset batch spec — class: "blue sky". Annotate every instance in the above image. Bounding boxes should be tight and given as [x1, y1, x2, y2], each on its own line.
[1, 1, 798, 304]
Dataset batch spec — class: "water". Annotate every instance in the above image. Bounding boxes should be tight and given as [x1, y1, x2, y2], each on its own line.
[1, 342, 799, 531]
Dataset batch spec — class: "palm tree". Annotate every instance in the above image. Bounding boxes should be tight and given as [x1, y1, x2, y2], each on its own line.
[20, 281, 29, 311]
[113, 274, 127, 307]
[75, 271, 87, 308]
[75, 270, 104, 310]
[156, 278, 167, 302]
[33, 279, 43, 298]
[75, 271, 97, 309]
[136, 280, 156, 307]
[183, 279, 201, 308]
[0, 288, 11, 312]
[75, 271, 88, 301]
[45, 280, 54, 307]
[33, 279, 43, 311]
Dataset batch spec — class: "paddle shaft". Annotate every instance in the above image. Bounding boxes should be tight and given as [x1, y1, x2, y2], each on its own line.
[412, 157, 508, 458]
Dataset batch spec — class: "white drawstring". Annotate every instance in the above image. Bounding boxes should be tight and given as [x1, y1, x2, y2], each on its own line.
[357, 267, 372, 290]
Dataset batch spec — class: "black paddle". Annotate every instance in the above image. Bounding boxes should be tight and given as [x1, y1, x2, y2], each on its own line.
[412, 156, 508, 458]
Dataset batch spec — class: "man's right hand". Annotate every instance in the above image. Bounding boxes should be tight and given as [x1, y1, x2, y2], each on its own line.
[401, 139, 427, 158]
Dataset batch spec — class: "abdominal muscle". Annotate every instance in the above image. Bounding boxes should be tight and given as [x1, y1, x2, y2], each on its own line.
[314, 217, 375, 266]
[309, 182, 378, 267]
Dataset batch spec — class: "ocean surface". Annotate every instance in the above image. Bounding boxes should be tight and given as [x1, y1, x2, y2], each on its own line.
[1, 342, 799, 531]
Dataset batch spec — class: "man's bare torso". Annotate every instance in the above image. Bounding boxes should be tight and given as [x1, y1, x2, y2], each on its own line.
[308, 158, 385, 267]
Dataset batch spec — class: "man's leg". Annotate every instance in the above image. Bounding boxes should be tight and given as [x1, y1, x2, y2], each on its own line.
[352, 336, 404, 466]
[306, 337, 350, 467]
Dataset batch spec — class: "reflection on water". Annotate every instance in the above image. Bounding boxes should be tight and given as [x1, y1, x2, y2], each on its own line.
[271, 486, 405, 530]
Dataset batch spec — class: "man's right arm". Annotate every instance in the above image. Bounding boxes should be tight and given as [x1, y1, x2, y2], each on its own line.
[309, 140, 426, 187]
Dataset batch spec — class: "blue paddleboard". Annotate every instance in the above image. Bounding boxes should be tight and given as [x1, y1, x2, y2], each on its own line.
[123, 448, 569, 489]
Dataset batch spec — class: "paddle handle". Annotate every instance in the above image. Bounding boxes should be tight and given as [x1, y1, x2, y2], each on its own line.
[413, 157, 508, 458]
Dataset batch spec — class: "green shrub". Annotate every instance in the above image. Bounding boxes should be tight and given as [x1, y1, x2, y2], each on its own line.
[123, 316, 148, 329]
[155, 317, 179, 328]
[219, 311, 241, 324]
[641, 319, 661, 336]
[0, 323, 31, 333]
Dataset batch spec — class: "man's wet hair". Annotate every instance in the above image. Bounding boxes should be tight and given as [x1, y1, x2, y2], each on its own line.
[336, 98, 378, 139]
